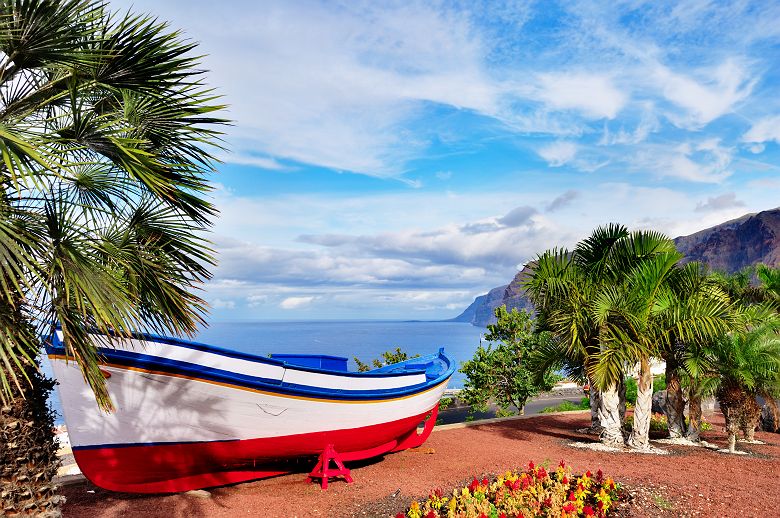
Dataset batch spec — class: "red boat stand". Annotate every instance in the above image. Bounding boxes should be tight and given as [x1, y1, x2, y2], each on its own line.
[306, 444, 354, 490]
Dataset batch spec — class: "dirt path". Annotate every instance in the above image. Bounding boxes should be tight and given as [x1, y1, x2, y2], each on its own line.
[61, 411, 779, 517]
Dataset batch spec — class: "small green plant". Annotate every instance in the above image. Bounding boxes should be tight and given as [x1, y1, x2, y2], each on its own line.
[438, 396, 453, 411]
[652, 494, 674, 511]
[623, 413, 712, 432]
[354, 348, 420, 372]
[495, 408, 516, 418]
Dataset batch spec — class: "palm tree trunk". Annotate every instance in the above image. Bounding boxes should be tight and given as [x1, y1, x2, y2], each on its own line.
[598, 382, 623, 446]
[588, 377, 603, 433]
[723, 404, 739, 453]
[628, 357, 653, 449]
[1, 360, 62, 516]
[740, 397, 761, 442]
[686, 391, 703, 442]
[664, 355, 686, 439]
[618, 375, 627, 423]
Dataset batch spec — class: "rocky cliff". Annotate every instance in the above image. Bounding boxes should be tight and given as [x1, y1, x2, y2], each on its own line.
[453, 207, 780, 327]
[449, 284, 507, 326]
[674, 209, 780, 272]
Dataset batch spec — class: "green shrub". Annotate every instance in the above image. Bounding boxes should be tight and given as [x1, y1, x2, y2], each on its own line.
[625, 377, 637, 405]
[354, 347, 420, 372]
[623, 413, 712, 432]
[624, 374, 667, 405]
[653, 374, 666, 393]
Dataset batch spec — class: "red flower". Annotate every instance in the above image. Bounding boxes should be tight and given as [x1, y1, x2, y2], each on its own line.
[562, 476, 569, 485]
[528, 460, 535, 471]
[425, 512, 436, 518]
[521, 477, 530, 490]
[586, 470, 592, 478]
[562, 502, 576, 513]
[504, 479, 513, 489]
[596, 469, 604, 482]
[543, 497, 552, 508]
[569, 491, 577, 501]
[469, 478, 479, 492]
[482, 477, 489, 486]
[559, 460, 566, 468]
[583, 505, 595, 516]
[479, 514, 488, 518]
[395, 514, 405, 518]
[598, 500, 605, 510]
[537, 467, 547, 479]
[499, 514, 507, 518]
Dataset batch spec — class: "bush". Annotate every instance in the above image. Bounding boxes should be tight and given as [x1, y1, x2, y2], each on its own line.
[653, 374, 666, 393]
[623, 413, 713, 432]
[624, 374, 667, 405]
[354, 348, 419, 372]
[396, 461, 624, 518]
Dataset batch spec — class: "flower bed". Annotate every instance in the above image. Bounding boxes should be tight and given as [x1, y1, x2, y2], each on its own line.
[396, 461, 625, 518]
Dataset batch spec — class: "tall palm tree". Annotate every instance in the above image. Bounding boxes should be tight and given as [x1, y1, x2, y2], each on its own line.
[526, 224, 630, 446]
[590, 233, 733, 449]
[0, 1, 223, 514]
[661, 264, 732, 440]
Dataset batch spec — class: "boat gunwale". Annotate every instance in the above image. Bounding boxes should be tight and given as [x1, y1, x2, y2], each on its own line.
[46, 334, 456, 401]
[45, 328, 442, 379]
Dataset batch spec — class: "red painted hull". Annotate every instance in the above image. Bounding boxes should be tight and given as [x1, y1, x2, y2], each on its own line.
[74, 407, 437, 493]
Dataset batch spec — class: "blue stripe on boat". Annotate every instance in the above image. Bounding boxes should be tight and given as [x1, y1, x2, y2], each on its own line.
[46, 335, 455, 402]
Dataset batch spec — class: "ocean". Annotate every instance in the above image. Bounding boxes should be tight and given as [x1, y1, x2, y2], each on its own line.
[45, 320, 486, 424]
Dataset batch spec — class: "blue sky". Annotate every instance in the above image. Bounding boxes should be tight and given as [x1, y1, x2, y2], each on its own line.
[118, 0, 780, 320]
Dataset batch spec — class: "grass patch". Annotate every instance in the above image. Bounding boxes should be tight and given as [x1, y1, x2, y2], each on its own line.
[540, 397, 590, 413]
[652, 494, 674, 511]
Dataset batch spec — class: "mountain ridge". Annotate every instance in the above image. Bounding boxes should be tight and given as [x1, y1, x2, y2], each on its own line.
[453, 207, 780, 327]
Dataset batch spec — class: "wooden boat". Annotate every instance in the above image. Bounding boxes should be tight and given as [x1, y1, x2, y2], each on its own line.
[46, 330, 454, 493]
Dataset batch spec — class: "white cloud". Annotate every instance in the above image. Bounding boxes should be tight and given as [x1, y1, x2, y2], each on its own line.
[533, 73, 627, 119]
[538, 141, 577, 167]
[743, 114, 780, 145]
[654, 59, 755, 128]
[218, 153, 288, 170]
[279, 296, 316, 310]
[634, 139, 734, 183]
[211, 298, 236, 309]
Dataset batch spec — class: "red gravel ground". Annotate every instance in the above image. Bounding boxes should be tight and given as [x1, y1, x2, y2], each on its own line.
[61, 411, 780, 517]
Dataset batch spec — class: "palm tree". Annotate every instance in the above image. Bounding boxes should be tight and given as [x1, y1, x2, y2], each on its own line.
[697, 323, 780, 452]
[662, 264, 732, 440]
[590, 233, 734, 449]
[0, 1, 223, 514]
[756, 264, 780, 304]
[526, 224, 630, 446]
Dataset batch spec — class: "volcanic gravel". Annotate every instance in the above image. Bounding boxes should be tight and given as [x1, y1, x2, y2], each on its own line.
[60, 411, 780, 517]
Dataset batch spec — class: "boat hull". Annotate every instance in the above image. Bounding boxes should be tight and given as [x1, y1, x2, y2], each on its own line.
[47, 333, 452, 493]
[73, 408, 437, 493]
